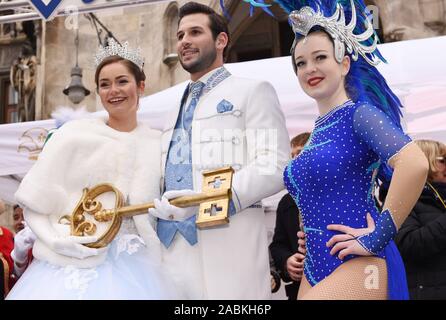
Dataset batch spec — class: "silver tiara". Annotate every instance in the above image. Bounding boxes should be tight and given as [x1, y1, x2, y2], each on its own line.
[94, 38, 144, 70]
[289, 0, 379, 66]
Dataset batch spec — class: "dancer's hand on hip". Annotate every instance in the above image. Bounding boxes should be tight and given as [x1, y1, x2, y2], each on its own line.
[326, 213, 376, 260]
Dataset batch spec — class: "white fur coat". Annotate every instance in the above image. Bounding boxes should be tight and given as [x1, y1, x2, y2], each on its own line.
[15, 118, 162, 267]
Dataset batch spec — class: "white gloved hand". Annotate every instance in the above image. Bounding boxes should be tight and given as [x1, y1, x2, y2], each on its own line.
[148, 189, 199, 222]
[23, 208, 107, 260]
[11, 226, 37, 264]
[52, 235, 107, 260]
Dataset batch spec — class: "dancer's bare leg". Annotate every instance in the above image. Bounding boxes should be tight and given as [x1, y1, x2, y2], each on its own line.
[297, 275, 312, 300]
[300, 257, 387, 300]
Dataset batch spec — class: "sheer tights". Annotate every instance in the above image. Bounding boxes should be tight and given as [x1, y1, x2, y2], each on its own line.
[298, 257, 387, 300]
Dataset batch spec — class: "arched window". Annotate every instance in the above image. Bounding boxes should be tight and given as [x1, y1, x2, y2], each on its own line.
[163, 2, 179, 67]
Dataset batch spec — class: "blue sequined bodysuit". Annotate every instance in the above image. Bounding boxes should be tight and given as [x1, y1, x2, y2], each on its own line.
[284, 100, 412, 288]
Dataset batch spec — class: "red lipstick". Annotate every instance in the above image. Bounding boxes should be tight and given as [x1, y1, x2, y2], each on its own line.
[308, 77, 324, 87]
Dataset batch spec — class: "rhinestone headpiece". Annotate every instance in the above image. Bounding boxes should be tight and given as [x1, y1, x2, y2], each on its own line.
[94, 38, 144, 70]
[289, 0, 380, 66]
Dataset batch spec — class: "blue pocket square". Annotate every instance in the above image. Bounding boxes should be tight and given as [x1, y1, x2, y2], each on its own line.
[217, 99, 234, 113]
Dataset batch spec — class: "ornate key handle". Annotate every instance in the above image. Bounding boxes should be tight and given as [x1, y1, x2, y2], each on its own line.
[58, 184, 125, 248]
[58, 167, 234, 248]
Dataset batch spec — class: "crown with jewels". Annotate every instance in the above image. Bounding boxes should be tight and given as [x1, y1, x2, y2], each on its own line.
[289, 0, 380, 66]
[94, 38, 144, 70]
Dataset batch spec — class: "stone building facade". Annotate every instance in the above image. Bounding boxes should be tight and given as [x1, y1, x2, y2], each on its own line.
[1, 0, 446, 124]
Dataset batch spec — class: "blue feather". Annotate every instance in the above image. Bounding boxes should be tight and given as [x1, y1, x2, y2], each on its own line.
[220, 0, 275, 18]
[249, 4, 254, 16]
[220, 0, 231, 19]
[255, 0, 275, 17]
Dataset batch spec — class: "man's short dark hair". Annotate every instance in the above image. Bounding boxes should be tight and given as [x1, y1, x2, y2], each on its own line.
[178, 1, 230, 61]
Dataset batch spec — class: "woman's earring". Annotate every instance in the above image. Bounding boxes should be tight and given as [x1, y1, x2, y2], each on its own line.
[334, 39, 345, 64]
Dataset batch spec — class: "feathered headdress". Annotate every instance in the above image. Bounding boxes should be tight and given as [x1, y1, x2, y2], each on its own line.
[276, 0, 404, 131]
[220, 0, 405, 131]
[288, 0, 380, 66]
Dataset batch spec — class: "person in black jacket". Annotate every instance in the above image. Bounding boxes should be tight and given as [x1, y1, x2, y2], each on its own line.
[270, 132, 310, 300]
[395, 139, 446, 300]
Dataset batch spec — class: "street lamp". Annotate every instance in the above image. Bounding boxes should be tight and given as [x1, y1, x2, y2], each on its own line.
[63, 28, 90, 104]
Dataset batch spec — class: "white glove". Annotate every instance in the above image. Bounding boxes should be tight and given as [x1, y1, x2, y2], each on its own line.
[148, 189, 199, 222]
[52, 235, 107, 260]
[11, 226, 36, 264]
[23, 207, 107, 260]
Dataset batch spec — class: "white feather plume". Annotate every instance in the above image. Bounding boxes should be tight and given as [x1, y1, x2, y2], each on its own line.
[51, 106, 92, 128]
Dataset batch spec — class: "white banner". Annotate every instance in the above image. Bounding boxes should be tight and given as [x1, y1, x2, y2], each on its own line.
[0, 119, 55, 176]
[0, 175, 22, 205]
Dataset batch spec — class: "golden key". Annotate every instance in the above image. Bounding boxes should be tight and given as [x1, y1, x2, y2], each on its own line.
[59, 167, 234, 248]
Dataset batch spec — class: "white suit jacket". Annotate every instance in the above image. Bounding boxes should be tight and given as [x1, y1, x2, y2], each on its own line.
[161, 73, 290, 299]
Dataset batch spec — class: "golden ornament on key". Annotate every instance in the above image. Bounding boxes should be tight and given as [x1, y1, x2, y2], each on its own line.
[58, 167, 234, 248]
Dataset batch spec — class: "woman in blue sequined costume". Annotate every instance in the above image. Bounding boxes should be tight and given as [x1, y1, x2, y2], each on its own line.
[279, 0, 429, 299]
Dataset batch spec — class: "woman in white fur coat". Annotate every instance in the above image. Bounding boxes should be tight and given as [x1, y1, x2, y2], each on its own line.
[7, 47, 179, 299]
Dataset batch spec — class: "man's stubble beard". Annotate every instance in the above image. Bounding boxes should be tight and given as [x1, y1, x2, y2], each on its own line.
[180, 46, 217, 75]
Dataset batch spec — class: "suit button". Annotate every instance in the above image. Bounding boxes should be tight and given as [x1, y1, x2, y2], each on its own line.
[177, 176, 183, 182]
[233, 110, 242, 117]
[419, 285, 424, 290]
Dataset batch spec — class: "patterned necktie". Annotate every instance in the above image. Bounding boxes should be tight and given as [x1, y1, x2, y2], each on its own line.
[158, 70, 231, 248]
[182, 81, 205, 133]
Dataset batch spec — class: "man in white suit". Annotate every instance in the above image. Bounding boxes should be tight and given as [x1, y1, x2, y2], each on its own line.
[149, 2, 289, 299]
